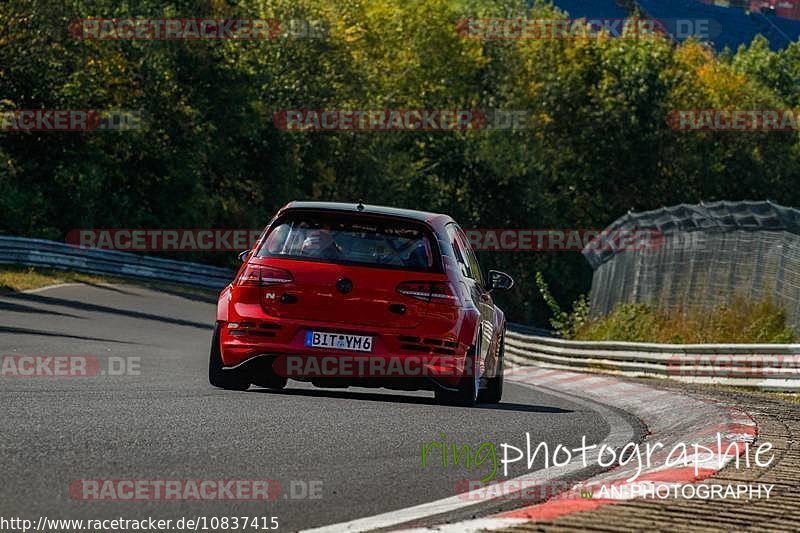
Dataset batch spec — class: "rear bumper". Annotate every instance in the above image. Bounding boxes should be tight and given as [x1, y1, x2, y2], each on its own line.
[223, 353, 466, 392]
[218, 314, 472, 387]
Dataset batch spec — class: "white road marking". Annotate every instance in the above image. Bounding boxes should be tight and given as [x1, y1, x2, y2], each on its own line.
[395, 517, 529, 532]
[21, 282, 84, 294]
[301, 379, 638, 533]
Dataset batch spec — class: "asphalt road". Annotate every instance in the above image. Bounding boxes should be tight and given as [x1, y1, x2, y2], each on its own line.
[0, 283, 633, 531]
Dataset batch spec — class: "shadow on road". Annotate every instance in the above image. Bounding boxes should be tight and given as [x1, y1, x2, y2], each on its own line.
[0, 300, 83, 319]
[138, 283, 219, 304]
[0, 326, 139, 344]
[86, 281, 219, 304]
[76, 281, 141, 296]
[4, 292, 212, 330]
[250, 387, 572, 413]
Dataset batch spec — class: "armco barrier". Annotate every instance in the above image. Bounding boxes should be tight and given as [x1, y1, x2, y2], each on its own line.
[5, 235, 799, 390]
[0, 236, 234, 289]
[506, 327, 800, 391]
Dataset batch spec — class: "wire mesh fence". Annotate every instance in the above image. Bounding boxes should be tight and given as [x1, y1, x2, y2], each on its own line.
[584, 201, 800, 331]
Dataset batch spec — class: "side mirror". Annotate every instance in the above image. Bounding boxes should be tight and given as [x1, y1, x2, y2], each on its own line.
[487, 270, 514, 291]
[238, 250, 250, 263]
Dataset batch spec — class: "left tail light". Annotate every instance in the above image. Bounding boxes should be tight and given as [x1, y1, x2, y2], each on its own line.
[236, 265, 294, 286]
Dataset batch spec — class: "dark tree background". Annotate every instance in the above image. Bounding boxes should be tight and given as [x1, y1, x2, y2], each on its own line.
[3, 0, 800, 325]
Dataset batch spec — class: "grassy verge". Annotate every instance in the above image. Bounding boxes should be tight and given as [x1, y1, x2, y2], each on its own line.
[0, 264, 219, 298]
[574, 297, 796, 344]
[678, 382, 800, 404]
[0, 265, 113, 292]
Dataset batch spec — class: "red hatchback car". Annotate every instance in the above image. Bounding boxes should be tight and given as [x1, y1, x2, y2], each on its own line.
[209, 201, 514, 405]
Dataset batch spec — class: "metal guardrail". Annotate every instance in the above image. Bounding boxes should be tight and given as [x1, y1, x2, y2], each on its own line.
[0, 236, 234, 289]
[6, 236, 799, 390]
[506, 327, 800, 391]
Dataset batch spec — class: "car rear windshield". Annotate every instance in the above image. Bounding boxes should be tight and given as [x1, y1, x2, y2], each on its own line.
[256, 211, 438, 271]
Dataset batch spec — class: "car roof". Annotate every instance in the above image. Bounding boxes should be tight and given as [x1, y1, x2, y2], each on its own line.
[280, 201, 453, 227]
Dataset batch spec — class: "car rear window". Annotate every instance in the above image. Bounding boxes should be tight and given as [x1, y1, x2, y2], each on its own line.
[256, 211, 437, 271]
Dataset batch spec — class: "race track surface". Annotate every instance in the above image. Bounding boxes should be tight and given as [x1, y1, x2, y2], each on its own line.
[0, 283, 637, 530]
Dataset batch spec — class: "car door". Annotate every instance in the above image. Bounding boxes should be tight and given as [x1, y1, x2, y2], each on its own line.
[446, 223, 496, 367]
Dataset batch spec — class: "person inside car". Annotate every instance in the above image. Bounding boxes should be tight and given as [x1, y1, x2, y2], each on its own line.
[301, 228, 341, 260]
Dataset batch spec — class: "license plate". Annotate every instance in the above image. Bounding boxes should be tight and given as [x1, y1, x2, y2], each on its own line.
[305, 331, 373, 352]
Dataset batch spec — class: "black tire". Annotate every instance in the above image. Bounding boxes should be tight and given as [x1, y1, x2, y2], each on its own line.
[435, 347, 480, 407]
[208, 324, 250, 391]
[252, 376, 288, 389]
[251, 358, 288, 390]
[478, 332, 504, 404]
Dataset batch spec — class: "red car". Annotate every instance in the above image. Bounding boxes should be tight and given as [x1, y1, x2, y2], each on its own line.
[209, 201, 514, 405]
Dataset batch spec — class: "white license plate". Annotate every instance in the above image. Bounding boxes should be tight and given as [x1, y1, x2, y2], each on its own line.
[305, 331, 373, 352]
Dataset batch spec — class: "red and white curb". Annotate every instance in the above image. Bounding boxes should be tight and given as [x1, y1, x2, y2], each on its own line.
[303, 366, 756, 532]
[401, 366, 757, 532]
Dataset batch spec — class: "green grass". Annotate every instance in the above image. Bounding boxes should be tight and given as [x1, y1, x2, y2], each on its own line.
[0, 264, 218, 298]
[575, 297, 796, 344]
[768, 392, 800, 403]
[0, 265, 114, 292]
[703, 383, 800, 404]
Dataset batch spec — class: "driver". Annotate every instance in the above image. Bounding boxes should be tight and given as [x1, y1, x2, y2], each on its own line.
[300, 228, 341, 260]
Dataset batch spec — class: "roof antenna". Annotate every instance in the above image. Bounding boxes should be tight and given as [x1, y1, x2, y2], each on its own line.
[356, 200, 365, 212]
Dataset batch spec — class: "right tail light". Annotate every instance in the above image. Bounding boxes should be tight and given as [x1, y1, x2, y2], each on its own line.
[396, 281, 459, 305]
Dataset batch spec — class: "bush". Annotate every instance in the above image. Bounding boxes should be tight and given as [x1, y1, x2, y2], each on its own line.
[535, 271, 589, 338]
[576, 297, 796, 344]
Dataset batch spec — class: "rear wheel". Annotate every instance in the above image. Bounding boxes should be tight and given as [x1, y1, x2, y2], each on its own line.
[435, 346, 480, 407]
[251, 358, 288, 390]
[209, 324, 250, 391]
[478, 332, 504, 404]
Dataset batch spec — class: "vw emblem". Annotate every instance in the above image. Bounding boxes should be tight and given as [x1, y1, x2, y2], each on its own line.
[336, 278, 353, 294]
